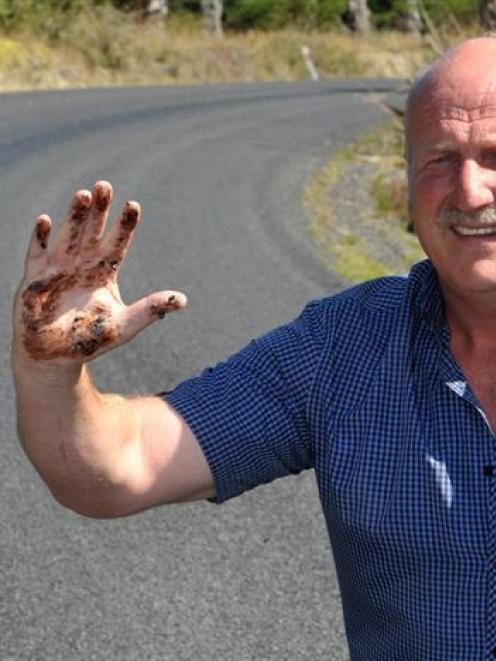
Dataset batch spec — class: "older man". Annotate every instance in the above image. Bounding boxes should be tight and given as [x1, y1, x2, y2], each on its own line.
[12, 36, 496, 659]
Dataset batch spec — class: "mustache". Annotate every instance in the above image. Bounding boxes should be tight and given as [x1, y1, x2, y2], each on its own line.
[437, 205, 496, 227]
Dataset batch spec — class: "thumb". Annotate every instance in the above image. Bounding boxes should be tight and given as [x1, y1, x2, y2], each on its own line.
[122, 290, 188, 343]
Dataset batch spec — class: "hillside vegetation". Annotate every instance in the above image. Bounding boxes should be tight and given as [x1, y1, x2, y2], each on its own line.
[0, 23, 434, 90]
[0, 1, 482, 91]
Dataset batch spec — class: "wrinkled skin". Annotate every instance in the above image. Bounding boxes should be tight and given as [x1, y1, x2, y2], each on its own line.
[407, 38, 496, 298]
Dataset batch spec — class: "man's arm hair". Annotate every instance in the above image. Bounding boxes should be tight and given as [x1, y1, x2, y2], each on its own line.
[14, 364, 214, 518]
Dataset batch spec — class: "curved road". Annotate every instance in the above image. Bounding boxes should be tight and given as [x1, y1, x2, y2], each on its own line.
[1, 80, 398, 660]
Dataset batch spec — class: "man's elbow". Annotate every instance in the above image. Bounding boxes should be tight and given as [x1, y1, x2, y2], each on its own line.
[46, 476, 142, 519]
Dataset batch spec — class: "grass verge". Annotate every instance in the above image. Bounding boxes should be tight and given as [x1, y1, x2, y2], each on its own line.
[304, 117, 425, 283]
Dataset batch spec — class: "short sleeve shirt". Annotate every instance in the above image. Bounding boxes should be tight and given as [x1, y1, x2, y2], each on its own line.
[164, 260, 496, 660]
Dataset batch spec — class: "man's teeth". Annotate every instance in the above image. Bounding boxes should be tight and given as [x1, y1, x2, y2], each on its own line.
[454, 225, 496, 236]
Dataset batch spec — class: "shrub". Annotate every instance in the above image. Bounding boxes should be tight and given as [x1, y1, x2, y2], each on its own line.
[368, 0, 476, 29]
[225, 0, 347, 30]
[0, 0, 88, 38]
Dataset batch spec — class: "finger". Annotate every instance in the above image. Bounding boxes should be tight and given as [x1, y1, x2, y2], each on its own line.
[121, 290, 187, 343]
[99, 201, 141, 279]
[24, 214, 52, 278]
[52, 189, 92, 260]
[80, 181, 113, 252]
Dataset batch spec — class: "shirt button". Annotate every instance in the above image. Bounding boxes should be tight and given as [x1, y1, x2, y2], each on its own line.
[484, 465, 494, 477]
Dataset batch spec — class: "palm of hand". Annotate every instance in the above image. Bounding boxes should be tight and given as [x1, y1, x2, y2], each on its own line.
[15, 182, 186, 364]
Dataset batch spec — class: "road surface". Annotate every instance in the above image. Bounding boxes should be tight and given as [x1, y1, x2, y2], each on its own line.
[0, 80, 398, 660]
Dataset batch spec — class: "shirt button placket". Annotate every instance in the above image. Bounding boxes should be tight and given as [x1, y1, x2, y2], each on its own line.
[486, 462, 496, 658]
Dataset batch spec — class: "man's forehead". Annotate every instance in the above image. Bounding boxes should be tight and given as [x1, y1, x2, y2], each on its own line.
[405, 38, 496, 152]
[417, 96, 496, 122]
[409, 86, 496, 139]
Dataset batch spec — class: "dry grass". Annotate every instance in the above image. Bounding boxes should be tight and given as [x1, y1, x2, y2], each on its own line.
[304, 119, 425, 283]
[0, 6, 443, 92]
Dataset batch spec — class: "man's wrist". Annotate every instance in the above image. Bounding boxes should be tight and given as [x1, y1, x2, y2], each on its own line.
[12, 349, 85, 391]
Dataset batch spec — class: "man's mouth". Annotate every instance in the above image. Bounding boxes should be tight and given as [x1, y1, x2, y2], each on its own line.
[452, 225, 496, 236]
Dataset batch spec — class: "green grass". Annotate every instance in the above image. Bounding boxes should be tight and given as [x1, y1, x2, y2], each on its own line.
[333, 235, 391, 282]
[304, 117, 424, 283]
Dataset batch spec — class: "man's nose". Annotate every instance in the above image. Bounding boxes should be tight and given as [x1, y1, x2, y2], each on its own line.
[454, 159, 496, 210]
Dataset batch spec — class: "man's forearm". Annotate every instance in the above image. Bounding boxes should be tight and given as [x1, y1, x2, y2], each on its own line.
[11, 181, 209, 515]
[13, 360, 141, 517]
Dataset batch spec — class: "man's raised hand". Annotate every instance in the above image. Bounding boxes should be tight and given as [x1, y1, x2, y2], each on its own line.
[13, 181, 187, 365]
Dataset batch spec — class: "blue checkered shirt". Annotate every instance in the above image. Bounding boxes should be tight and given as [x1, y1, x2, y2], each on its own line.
[164, 259, 496, 660]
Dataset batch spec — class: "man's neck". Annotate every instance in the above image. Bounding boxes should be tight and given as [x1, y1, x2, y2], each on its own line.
[441, 279, 496, 353]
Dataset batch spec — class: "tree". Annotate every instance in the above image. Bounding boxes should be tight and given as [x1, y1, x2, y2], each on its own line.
[146, 0, 168, 15]
[201, 0, 223, 35]
[406, 0, 422, 32]
[347, 0, 370, 31]
[480, 0, 496, 28]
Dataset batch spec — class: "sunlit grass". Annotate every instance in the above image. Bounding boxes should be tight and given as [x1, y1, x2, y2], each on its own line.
[0, 5, 440, 91]
[304, 118, 425, 283]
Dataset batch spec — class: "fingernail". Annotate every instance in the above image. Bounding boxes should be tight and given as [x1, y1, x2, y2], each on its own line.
[36, 219, 50, 249]
[122, 204, 139, 231]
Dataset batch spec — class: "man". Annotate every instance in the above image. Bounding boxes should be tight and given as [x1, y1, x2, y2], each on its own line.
[12, 36, 496, 659]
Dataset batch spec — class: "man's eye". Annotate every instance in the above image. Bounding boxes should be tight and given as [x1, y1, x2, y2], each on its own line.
[423, 154, 456, 171]
[431, 154, 454, 164]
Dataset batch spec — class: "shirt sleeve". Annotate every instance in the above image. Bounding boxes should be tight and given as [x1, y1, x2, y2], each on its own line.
[161, 299, 325, 503]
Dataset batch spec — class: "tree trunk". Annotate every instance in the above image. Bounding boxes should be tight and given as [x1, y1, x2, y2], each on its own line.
[145, 0, 168, 16]
[406, 0, 422, 33]
[480, 0, 496, 29]
[347, 0, 370, 33]
[201, 0, 223, 37]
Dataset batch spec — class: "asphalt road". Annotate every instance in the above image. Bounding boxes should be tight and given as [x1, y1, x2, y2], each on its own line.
[0, 80, 398, 660]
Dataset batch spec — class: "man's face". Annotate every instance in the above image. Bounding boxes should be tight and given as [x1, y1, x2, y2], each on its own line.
[408, 75, 496, 297]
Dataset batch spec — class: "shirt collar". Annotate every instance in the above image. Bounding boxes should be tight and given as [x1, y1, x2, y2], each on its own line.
[411, 260, 475, 396]
[411, 259, 446, 334]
